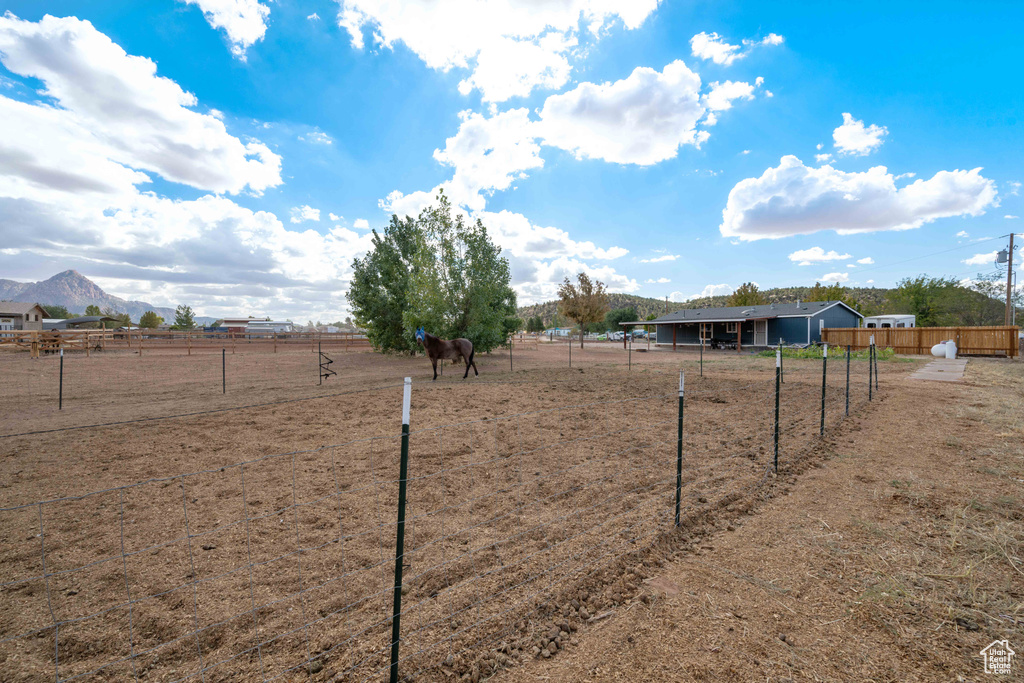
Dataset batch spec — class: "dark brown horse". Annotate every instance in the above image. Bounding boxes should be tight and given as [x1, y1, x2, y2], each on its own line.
[415, 327, 478, 380]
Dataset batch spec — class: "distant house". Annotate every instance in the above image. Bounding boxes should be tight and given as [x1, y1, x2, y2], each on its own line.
[222, 317, 256, 333]
[636, 300, 862, 350]
[543, 327, 573, 338]
[863, 314, 915, 329]
[246, 320, 293, 334]
[0, 302, 47, 331]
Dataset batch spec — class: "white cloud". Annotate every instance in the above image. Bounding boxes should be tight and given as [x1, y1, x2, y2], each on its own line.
[787, 246, 852, 266]
[640, 254, 679, 263]
[434, 108, 543, 210]
[353, 218, 370, 229]
[815, 153, 832, 163]
[645, 277, 670, 284]
[1006, 215, 1019, 219]
[183, 0, 270, 58]
[1007, 181, 1021, 196]
[821, 272, 849, 283]
[336, 0, 659, 102]
[538, 61, 710, 165]
[300, 129, 334, 145]
[689, 31, 783, 66]
[0, 17, 372, 321]
[329, 212, 342, 221]
[846, 264, 856, 268]
[956, 230, 969, 238]
[702, 79, 756, 114]
[721, 155, 997, 241]
[963, 251, 997, 266]
[741, 149, 750, 155]
[856, 257, 874, 264]
[816, 143, 823, 150]
[670, 283, 733, 302]
[866, 279, 874, 284]
[289, 205, 321, 223]
[832, 112, 888, 156]
[0, 14, 281, 196]
[307, 12, 321, 21]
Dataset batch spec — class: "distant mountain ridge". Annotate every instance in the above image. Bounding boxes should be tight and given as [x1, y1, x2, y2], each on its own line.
[0, 270, 213, 323]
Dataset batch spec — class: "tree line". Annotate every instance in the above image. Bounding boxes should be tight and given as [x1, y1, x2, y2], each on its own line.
[347, 192, 520, 354]
[40, 304, 199, 329]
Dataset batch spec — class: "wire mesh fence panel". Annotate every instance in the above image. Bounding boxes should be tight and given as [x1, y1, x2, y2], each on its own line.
[0, 359, 896, 682]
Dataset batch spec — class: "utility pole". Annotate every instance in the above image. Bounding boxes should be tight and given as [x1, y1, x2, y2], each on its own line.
[1006, 233, 1015, 326]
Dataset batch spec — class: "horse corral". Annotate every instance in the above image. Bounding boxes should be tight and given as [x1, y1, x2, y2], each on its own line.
[0, 343, 919, 682]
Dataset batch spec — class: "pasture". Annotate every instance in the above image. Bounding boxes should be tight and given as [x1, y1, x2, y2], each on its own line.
[0, 343, 922, 682]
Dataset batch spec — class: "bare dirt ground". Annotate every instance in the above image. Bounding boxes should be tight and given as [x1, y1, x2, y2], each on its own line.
[0, 343, 949, 682]
[499, 357, 1024, 683]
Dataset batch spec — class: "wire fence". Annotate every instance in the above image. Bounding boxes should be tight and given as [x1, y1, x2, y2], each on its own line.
[0, 350, 881, 682]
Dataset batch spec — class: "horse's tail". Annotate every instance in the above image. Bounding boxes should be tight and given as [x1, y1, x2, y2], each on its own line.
[468, 345, 475, 366]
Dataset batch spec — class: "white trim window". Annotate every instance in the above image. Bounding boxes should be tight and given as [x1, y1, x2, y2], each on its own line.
[700, 323, 712, 340]
[726, 322, 738, 334]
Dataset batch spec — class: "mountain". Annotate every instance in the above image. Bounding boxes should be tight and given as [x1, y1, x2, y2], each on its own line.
[0, 270, 213, 323]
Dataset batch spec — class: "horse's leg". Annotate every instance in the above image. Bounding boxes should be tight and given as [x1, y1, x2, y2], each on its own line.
[463, 353, 470, 379]
[432, 357, 438, 381]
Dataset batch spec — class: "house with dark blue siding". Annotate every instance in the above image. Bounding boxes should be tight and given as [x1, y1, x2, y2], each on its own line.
[628, 301, 862, 351]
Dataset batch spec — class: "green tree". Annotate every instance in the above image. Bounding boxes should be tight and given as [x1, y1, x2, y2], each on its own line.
[558, 272, 609, 348]
[84, 304, 101, 316]
[526, 315, 545, 333]
[42, 304, 72, 319]
[605, 306, 638, 333]
[139, 311, 163, 328]
[728, 282, 768, 306]
[805, 282, 861, 312]
[174, 304, 197, 330]
[403, 193, 518, 353]
[885, 275, 1004, 326]
[348, 214, 419, 352]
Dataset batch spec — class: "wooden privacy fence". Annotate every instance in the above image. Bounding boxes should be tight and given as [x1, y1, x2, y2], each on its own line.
[0, 329, 370, 357]
[822, 326, 1019, 357]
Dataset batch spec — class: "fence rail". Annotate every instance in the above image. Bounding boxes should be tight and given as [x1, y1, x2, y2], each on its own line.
[0, 330, 370, 357]
[822, 325, 1019, 357]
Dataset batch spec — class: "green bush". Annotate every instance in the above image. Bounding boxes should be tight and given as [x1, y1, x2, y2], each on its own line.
[757, 345, 897, 361]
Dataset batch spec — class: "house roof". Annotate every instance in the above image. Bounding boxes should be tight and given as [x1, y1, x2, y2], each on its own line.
[0, 301, 47, 315]
[641, 301, 862, 325]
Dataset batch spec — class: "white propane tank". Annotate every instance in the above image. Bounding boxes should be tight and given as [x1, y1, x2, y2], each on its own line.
[945, 340, 957, 359]
[931, 341, 947, 357]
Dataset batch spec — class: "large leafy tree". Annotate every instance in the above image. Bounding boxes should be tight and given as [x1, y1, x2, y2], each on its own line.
[139, 311, 163, 328]
[558, 272, 609, 348]
[885, 275, 1004, 326]
[728, 282, 767, 306]
[403, 193, 518, 353]
[42, 304, 72, 319]
[174, 304, 196, 330]
[605, 306, 638, 333]
[348, 214, 419, 352]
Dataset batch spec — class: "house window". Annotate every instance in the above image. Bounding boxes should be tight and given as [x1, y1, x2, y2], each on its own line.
[725, 322, 738, 334]
[700, 323, 712, 340]
[866, 322, 876, 328]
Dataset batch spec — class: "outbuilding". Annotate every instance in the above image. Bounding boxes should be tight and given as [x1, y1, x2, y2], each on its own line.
[636, 300, 862, 351]
[0, 302, 47, 331]
[862, 314, 915, 329]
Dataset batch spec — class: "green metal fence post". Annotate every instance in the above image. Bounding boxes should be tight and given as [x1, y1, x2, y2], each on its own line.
[774, 348, 781, 472]
[820, 343, 827, 436]
[389, 378, 412, 683]
[868, 335, 873, 402]
[845, 345, 850, 416]
[59, 348, 64, 411]
[675, 371, 684, 526]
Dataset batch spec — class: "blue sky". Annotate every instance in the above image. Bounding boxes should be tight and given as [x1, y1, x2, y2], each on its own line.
[0, 1, 1020, 321]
